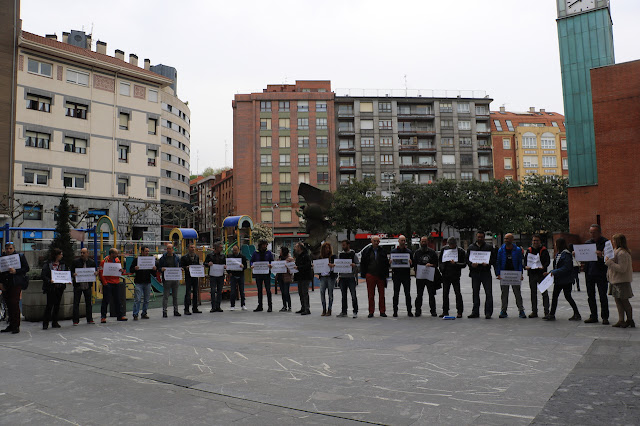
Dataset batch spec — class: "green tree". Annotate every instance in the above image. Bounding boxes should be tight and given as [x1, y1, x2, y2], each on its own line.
[327, 179, 384, 240]
[202, 166, 231, 178]
[49, 194, 74, 266]
[521, 175, 569, 236]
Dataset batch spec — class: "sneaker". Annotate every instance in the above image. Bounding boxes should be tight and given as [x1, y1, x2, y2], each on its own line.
[52, 323, 61, 328]
[173, 311, 181, 317]
[295, 309, 303, 314]
[584, 317, 598, 324]
[193, 309, 202, 314]
[230, 307, 236, 311]
[301, 311, 310, 316]
[88, 320, 96, 324]
[73, 322, 79, 326]
[499, 311, 508, 318]
[485, 315, 492, 319]
[602, 319, 610, 325]
[101, 318, 107, 323]
[368, 313, 374, 318]
[542, 314, 550, 320]
[415, 310, 422, 317]
[254, 306, 263, 312]
[241, 306, 247, 311]
[216, 308, 224, 312]
[133, 315, 138, 321]
[118, 317, 128, 321]
[468, 313, 480, 319]
[336, 312, 347, 318]
[353, 313, 357, 319]
[529, 312, 538, 318]
[519, 311, 527, 319]
[210, 308, 215, 313]
[184, 310, 192, 316]
[141, 314, 149, 319]
[279, 307, 288, 312]
[544, 315, 556, 321]
[407, 311, 414, 317]
[380, 313, 387, 318]
[288, 307, 292, 312]
[267, 307, 272, 313]
[568, 314, 582, 321]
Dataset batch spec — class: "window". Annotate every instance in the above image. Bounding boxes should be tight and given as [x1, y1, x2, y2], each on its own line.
[25, 131, 50, 149]
[338, 121, 354, 132]
[457, 103, 470, 113]
[478, 155, 491, 166]
[280, 172, 291, 184]
[260, 172, 272, 185]
[260, 191, 272, 204]
[317, 172, 329, 184]
[316, 137, 328, 148]
[146, 181, 156, 197]
[505, 175, 513, 181]
[297, 118, 309, 130]
[340, 156, 355, 167]
[458, 120, 471, 130]
[441, 137, 454, 147]
[279, 101, 290, 112]
[419, 139, 434, 149]
[26, 94, 51, 112]
[461, 172, 473, 181]
[146, 148, 157, 166]
[279, 154, 290, 166]
[64, 137, 87, 154]
[494, 120, 503, 131]
[442, 172, 456, 180]
[165, 187, 172, 195]
[561, 139, 567, 150]
[298, 136, 309, 148]
[460, 154, 473, 165]
[27, 58, 52, 77]
[361, 137, 374, 148]
[442, 154, 456, 165]
[522, 133, 537, 148]
[441, 120, 453, 129]
[119, 112, 129, 130]
[117, 178, 128, 195]
[298, 154, 310, 166]
[260, 154, 271, 166]
[118, 145, 129, 162]
[362, 155, 375, 164]
[362, 173, 376, 182]
[460, 137, 472, 147]
[419, 155, 435, 166]
[280, 191, 291, 203]
[63, 173, 85, 189]
[119, 82, 130, 96]
[316, 101, 327, 112]
[503, 138, 511, 149]
[541, 133, 556, 149]
[477, 122, 489, 132]
[148, 89, 158, 102]
[258, 210, 272, 223]
[360, 120, 374, 130]
[339, 139, 354, 150]
[65, 102, 88, 119]
[380, 154, 393, 165]
[476, 105, 488, 115]
[504, 158, 512, 170]
[24, 169, 48, 185]
[379, 120, 392, 130]
[260, 101, 271, 112]
[279, 118, 290, 130]
[23, 205, 43, 220]
[280, 210, 292, 223]
[279, 136, 290, 148]
[148, 117, 157, 134]
[440, 102, 452, 113]
[380, 137, 393, 147]
[260, 118, 271, 130]
[299, 172, 310, 184]
[379, 102, 391, 113]
[401, 156, 413, 166]
[316, 118, 327, 129]
[297, 101, 308, 112]
[542, 156, 557, 168]
[360, 102, 373, 113]
[523, 156, 539, 167]
[317, 154, 328, 166]
[66, 69, 89, 86]
[381, 173, 394, 183]
[338, 105, 353, 115]
[505, 120, 515, 131]
[562, 158, 568, 170]
[260, 136, 271, 148]
[551, 121, 559, 127]
[401, 173, 415, 182]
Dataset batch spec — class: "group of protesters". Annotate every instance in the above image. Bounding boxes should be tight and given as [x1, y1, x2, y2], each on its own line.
[0, 223, 634, 334]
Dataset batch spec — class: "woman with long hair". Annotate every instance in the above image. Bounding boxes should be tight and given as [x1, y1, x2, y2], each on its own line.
[544, 238, 581, 321]
[318, 242, 336, 316]
[41, 248, 70, 329]
[605, 234, 634, 328]
[276, 246, 294, 312]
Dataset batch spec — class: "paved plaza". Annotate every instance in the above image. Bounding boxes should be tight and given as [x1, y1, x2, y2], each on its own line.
[1, 274, 639, 425]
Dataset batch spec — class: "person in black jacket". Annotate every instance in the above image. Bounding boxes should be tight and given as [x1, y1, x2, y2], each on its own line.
[413, 236, 439, 317]
[0, 242, 30, 334]
[524, 234, 551, 319]
[129, 246, 157, 320]
[180, 244, 202, 315]
[336, 240, 359, 318]
[360, 236, 389, 318]
[439, 237, 467, 318]
[544, 238, 581, 321]
[583, 224, 609, 324]
[227, 245, 248, 310]
[390, 235, 413, 317]
[467, 231, 495, 319]
[204, 242, 226, 312]
[294, 242, 312, 315]
[71, 248, 97, 325]
[41, 248, 70, 330]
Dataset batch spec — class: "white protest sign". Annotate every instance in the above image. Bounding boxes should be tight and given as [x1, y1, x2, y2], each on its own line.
[0, 254, 21, 272]
[604, 240, 614, 260]
[574, 244, 597, 262]
[469, 251, 491, 264]
[286, 261, 298, 274]
[189, 265, 205, 278]
[163, 267, 183, 281]
[500, 270, 522, 286]
[416, 265, 436, 281]
[390, 253, 411, 268]
[538, 273, 554, 293]
[441, 249, 458, 263]
[271, 261, 287, 274]
[226, 258, 243, 271]
[137, 256, 156, 270]
[75, 267, 96, 283]
[52, 270, 72, 284]
[313, 258, 331, 275]
[102, 262, 122, 277]
[333, 259, 353, 274]
[527, 253, 542, 269]
[252, 261, 270, 275]
[209, 264, 225, 277]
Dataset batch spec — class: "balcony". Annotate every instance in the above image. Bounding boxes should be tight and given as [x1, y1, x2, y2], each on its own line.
[339, 163, 356, 171]
[479, 163, 493, 169]
[338, 146, 356, 153]
[399, 144, 436, 153]
[337, 108, 354, 118]
[337, 125, 355, 135]
[397, 124, 435, 135]
[397, 112, 435, 120]
[400, 163, 437, 170]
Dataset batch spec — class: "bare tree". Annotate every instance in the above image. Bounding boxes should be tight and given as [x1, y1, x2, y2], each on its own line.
[122, 198, 160, 240]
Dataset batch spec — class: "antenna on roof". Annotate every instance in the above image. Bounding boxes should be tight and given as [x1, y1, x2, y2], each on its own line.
[403, 74, 408, 97]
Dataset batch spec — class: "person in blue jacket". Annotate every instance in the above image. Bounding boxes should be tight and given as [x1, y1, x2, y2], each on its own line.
[543, 238, 581, 321]
[494, 233, 526, 319]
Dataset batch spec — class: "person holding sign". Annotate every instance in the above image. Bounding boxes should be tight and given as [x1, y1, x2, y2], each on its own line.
[524, 235, 551, 319]
[294, 242, 313, 315]
[543, 238, 581, 321]
[360, 236, 389, 318]
[605, 234, 634, 328]
[317, 242, 336, 317]
[251, 240, 275, 312]
[71, 248, 97, 325]
[0, 242, 30, 334]
[227, 245, 248, 310]
[205, 242, 226, 312]
[413, 236, 439, 317]
[336, 240, 359, 318]
[129, 246, 156, 320]
[390, 235, 413, 318]
[41, 248, 70, 329]
[157, 244, 182, 318]
[466, 231, 494, 319]
[99, 248, 127, 323]
[180, 244, 203, 315]
[495, 234, 526, 319]
[275, 247, 294, 312]
[582, 224, 610, 324]
[438, 237, 467, 318]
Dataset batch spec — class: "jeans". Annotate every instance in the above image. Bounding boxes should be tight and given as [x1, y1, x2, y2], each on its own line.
[442, 276, 463, 314]
[365, 273, 386, 314]
[209, 276, 224, 309]
[184, 277, 199, 310]
[319, 275, 335, 311]
[101, 283, 124, 319]
[415, 279, 438, 315]
[162, 280, 179, 312]
[43, 285, 66, 326]
[277, 276, 291, 308]
[471, 271, 493, 317]
[550, 283, 579, 316]
[500, 285, 524, 312]
[133, 283, 151, 317]
[392, 274, 412, 313]
[586, 276, 609, 320]
[339, 277, 358, 314]
[73, 286, 93, 323]
[255, 275, 272, 307]
[230, 275, 245, 307]
[4, 285, 22, 330]
[528, 271, 549, 314]
[298, 280, 310, 312]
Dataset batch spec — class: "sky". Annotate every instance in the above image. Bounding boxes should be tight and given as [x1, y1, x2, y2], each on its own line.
[21, 0, 640, 175]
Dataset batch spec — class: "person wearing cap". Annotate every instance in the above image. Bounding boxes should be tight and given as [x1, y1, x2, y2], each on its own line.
[438, 237, 467, 318]
[250, 240, 275, 312]
[0, 242, 30, 334]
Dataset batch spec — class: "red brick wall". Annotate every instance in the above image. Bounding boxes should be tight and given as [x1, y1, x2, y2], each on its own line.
[491, 133, 517, 180]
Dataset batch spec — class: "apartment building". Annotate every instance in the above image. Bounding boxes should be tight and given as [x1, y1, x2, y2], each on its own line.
[490, 107, 568, 181]
[334, 91, 493, 194]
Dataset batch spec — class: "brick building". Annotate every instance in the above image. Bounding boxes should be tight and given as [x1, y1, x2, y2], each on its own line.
[212, 169, 233, 240]
[490, 107, 568, 181]
[569, 59, 640, 270]
[191, 170, 233, 244]
[233, 81, 335, 247]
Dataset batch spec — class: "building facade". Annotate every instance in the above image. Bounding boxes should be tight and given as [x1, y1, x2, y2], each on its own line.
[233, 81, 335, 246]
[490, 107, 568, 181]
[212, 169, 233, 241]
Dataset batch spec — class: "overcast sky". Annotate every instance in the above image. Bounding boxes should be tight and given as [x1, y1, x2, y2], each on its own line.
[21, 0, 640, 175]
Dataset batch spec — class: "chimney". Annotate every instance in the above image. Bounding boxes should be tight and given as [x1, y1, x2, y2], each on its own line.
[144, 59, 151, 70]
[540, 108, 546, 113]
[115, 49, 125, 61]
[529, 107, 535, 113]
[62, 32, 69, 43]
[499, 106, 506, 113]
[45, 33, 57, 40]
[96, 40, 107, 55]
[86, 35, 92, 49]
[129, 53, 138, 67]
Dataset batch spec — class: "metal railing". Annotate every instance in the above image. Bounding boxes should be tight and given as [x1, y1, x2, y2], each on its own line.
[336, 88, 489, 99]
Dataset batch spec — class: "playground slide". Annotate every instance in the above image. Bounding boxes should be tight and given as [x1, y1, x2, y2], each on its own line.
[151, 275, 163, 293]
